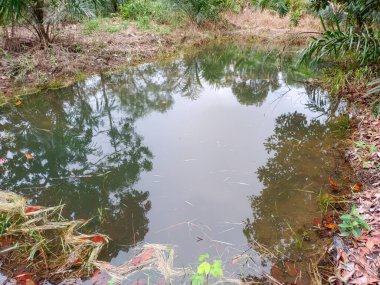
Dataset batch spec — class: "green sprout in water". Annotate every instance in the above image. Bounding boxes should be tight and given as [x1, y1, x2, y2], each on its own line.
[191, 253, 223, 285]
[339, 205, 370, 238]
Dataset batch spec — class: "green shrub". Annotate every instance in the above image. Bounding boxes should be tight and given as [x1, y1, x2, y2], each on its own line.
[119, 0, 167, 23]
[171, 0, 234, 24]
[83, 18, 101, 34]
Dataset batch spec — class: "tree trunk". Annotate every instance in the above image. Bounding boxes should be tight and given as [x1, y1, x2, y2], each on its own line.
[32, 0, 51, 47]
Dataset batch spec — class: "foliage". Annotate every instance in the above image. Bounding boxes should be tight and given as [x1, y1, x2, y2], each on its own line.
[310, 0, 380, 28]
[366, 78, 380, 115]
[171, 0, 235, 24]
[298, 17, 380, 66]
[251, 0, 307, 26]
[0, 0, 108, 45]
[119, 0, 168, 23]
[191, 253, 223, 285]
[339, 206, 370, 238]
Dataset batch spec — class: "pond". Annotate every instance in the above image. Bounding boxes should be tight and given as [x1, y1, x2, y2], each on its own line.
[0, 44, 353, 284]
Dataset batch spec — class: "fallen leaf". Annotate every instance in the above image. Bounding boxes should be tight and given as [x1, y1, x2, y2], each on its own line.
[324, 215, 334, 223]
[351, 183, 363, 191]
[325, 223, 338, 230]
[313, 218, 322, 227]
[91, 235, 107, 243]
[0, 157, 6, 166]
[284, 262, 298, 277]
[129, 248, 154, 267]
[328, 178, 339, 190]
[25, 154, 33, 159]
[16, 272, 33, 285]
[25, 206, 42, 213]
[366, 238, 377, 251]
[15, 101, 23, 106]
[271, 265, 285, 281]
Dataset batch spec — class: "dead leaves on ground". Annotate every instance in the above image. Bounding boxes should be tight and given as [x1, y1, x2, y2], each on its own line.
[331, 189, 380, 285]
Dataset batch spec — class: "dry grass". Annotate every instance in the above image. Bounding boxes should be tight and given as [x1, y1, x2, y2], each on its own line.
[0, 191, 108, 283]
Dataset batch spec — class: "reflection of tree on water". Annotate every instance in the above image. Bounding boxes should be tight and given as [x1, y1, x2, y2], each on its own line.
[177, 45, 311, 106]
[243, 111, 342, 253]
[0, 66, 177, 259]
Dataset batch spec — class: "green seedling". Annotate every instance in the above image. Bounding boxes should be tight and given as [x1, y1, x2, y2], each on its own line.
[191, 253, 223, 285]
[339, 205, 370, 238]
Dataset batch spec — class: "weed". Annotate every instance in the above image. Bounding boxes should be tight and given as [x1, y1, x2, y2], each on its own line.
[106, 26, 121, 33]
[285, 221, 304, 250]
[339, 205, 370, 238]
[137, 16, 151, 30]
[5, 55, 36, 83]
[83, 18, 100, 34]
[318, 191, 334, 213]
[191, 253, 223, 285]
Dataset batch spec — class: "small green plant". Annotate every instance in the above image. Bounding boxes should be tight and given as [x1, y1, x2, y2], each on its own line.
[339, 206, 370, 238]
[191, 253, 223, 285]
[83, 18, 100, 34]
[355, 141, 366, 149]
[318, 191, 333, 213]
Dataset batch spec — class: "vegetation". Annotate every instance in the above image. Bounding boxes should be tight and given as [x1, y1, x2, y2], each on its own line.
[191, 253, 224, 285]
[0, 0, 110, 46]
[339, 206, 370, 238]
[0, 192, 108, 281]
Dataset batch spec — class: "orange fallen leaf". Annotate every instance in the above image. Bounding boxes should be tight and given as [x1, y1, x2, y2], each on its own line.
[15, 101, 23, 106]
[351, 183, 363, 191]
[25, 154, 33, 159]
[324, 223, 338, 230]
[328, 178, 339, 190]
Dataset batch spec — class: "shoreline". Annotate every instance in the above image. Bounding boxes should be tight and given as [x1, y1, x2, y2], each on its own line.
[0, 9, 320, 104]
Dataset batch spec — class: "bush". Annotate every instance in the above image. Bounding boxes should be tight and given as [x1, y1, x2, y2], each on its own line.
[171, 0, 236, 24]
[251, 0, 307, 26]
[119, 0, 168, 23]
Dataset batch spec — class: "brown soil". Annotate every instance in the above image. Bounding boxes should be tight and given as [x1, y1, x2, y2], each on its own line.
[0, 9, 320, 101]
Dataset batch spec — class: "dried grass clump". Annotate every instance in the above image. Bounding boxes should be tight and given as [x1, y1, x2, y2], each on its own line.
[0, 191, 108, 283]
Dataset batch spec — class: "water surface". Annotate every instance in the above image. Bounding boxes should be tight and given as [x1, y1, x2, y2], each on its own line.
[0, 44, 351, 283]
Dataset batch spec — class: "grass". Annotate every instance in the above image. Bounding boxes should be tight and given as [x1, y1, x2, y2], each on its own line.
[0, 191, 108, 282]
[82, 18, 129, 35]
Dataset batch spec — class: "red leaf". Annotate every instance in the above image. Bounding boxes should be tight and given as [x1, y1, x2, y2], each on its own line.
[328, 178, 339, 190]
[25, 206, 42, 213]
[313, 218, 322, 226]
[324, 215, 334, 223]
[91, 235, 107, 243]
[16, 272, 33, 285]
[129, 248, 154, 267]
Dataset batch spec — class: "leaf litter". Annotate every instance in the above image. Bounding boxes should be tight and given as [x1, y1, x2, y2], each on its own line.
[329, 188, 380, 285]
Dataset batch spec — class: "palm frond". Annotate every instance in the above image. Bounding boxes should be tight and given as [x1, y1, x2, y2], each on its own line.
[298, 17, 380, 66]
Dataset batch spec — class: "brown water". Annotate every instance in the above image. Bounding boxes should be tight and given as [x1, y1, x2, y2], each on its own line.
[0, 44, 352, 283]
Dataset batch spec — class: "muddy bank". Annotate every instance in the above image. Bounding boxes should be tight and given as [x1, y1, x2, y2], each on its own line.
[0, 9, 320, 102]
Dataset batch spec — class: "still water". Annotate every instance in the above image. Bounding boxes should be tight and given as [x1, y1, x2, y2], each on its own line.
[0, 44, 351, 283]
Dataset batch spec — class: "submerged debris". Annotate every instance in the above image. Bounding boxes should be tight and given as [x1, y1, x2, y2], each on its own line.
[0, 191, 108, 283]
